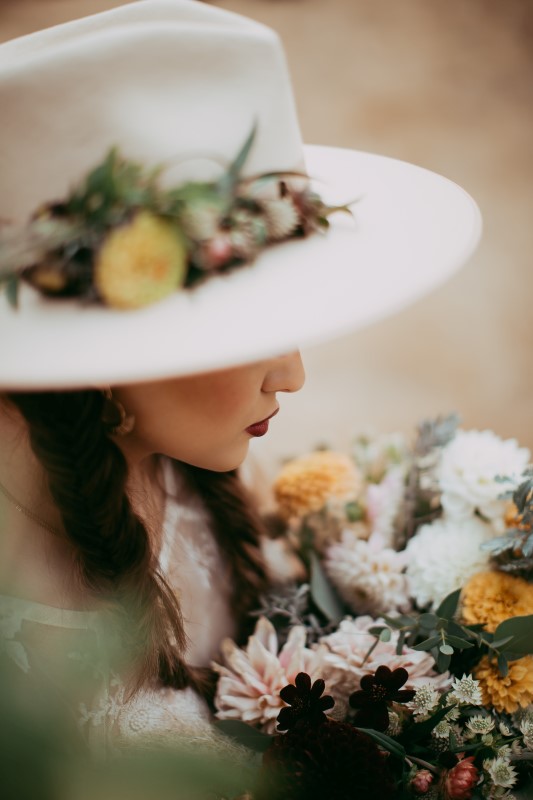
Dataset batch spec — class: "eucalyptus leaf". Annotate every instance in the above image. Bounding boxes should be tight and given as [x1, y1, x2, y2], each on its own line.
[445, 635, 475, 649]
[412, 635, 441, 652]
[5, 275, 19, 309]
[497, 653, 509, 677]
[493, 615, 533, 655]
[436, 588, 462, 620]
[437, 649, 452, 672]
[419, 613, 438, 630]
[379, 628, 392, 643]
[309, 551, 344, 624]
[439, 644, 454, 655]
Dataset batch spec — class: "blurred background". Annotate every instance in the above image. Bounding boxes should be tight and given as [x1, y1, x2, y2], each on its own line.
[1, 0, 532, 475]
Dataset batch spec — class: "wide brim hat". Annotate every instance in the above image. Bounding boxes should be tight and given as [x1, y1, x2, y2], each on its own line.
[0, 0, 481, 390]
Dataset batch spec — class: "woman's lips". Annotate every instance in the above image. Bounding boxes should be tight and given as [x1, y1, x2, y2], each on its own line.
[246, 408, 279, 437]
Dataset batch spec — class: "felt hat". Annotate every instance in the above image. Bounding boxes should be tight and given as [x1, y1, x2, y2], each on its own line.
[0, 0, 481, 389]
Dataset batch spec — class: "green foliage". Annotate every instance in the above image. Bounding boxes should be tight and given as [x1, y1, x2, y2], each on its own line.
[309, 551, 345, 624]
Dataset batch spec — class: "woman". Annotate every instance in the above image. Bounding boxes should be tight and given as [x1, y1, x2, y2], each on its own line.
[0, 0, 480, 759]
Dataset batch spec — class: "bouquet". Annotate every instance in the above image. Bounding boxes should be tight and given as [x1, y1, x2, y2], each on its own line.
[213, 416, 533, 799]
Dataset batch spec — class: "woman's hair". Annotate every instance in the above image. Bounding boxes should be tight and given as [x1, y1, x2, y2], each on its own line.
[5, 389, 268, 698]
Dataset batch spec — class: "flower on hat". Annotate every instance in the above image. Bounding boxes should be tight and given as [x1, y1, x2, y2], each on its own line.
[273, 451, 362, 519]
[461, 570, 533, 632]
[95, 211, 187, 308]
[474, 654, 533, 714]
[349, 665, 415, 731]
[437, 430, 530, 527]
[324, 529, 411, 616]
[212, 616, 327, 734]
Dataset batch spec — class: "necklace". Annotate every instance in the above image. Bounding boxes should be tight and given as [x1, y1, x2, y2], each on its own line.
[0, 479, 62, 537]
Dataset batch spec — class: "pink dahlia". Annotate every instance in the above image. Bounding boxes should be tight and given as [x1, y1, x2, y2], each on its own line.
[213, 617, 327, 734]
[319, 616, 450, 706]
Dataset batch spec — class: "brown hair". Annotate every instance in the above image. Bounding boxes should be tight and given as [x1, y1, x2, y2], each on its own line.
[6, 389, 268, 697]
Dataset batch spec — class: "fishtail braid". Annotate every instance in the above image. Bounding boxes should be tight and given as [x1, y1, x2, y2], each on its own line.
[7, 390, 194, 692]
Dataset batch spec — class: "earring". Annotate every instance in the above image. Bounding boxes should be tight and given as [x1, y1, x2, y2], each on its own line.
[101, 388, 136, 436]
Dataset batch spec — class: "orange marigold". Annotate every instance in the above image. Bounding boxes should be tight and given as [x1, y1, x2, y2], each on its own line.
[475, 655, 533, 714]
[274, 451, 361, 519]
[461, 571, 533, 632]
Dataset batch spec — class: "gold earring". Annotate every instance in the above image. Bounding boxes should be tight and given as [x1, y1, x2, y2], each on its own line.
[101, 388, 136, 436]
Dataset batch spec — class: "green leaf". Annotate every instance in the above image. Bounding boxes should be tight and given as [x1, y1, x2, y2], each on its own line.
[490, 635, 515, 649]
[379, 628, 392, 643]
[218, 123, 257, 198]
[437, 650, 452, 672]
[309, 551, 345, 624]
[383, 614, 416, 629]
[493, 615, 533, 656]
[439, 644, 454, 656]
[419, 613, 438, 630]
[412, 635, 441, 652]
[445, 635, 475, 650]
[5, 275, 19, 309]
[355, 728, 406, 761]
[215, 720, 273, 753]
[436, 588, 462, 620]
[497, 653, 509, 677]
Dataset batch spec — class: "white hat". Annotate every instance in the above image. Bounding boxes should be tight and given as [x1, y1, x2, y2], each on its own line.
[0, 0, 481, 389]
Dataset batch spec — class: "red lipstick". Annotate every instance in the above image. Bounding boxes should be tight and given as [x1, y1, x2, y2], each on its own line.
[246, 408, 279, 437]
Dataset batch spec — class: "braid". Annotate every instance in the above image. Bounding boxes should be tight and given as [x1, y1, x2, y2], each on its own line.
[179, 463, 269, 642]
[7, 390, 193, 692]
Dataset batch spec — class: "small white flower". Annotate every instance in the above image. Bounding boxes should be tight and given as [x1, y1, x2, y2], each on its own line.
[433, 720, 452, 739]
[438, 430, 530, 527]
[325, 529, 411, 616]
[466, 715, 495, 735]
[500, 721, 513, 737]
[449, 674, 483, 706]
[406, 517, 493, 609]
[410, 684, 440, 720]
[484, 756, 518, 788]
[519, 716, 533, 750]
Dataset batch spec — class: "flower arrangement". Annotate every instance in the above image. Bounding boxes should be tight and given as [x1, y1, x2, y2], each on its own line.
[0, 127, 350, 310]
[214, 416, 533, 799]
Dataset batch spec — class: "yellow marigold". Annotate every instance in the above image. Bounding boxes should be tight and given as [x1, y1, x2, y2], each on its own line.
[95, 211, 187, 309]
[273, 451, 361, 519]
[475, 655, 533, 714]
[461, 571, 533, 632]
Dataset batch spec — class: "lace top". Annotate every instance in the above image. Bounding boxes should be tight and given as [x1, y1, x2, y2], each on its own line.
[0, 459, 239, 757]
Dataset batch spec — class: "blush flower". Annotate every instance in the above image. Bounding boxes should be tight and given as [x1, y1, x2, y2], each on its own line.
[213, 617, 326, 734]
[324, 530, 411, 616]
[437, 430, 530, 527]
[319, 616, 449, 708]
[274, 451, 362, 519]
[441, 754, 479, 799]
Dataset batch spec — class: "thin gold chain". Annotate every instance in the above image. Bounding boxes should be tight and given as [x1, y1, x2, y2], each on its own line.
[0, 479, 62, 537]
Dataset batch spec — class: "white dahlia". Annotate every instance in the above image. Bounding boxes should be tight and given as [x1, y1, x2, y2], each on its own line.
[213, 617, 327, 734]
[319, 616, 450, 707]
[437, 430, 530, 527]
[405, 517, 494, 609]
[366, 466, 405, 546]
[324, 530, 411, 616]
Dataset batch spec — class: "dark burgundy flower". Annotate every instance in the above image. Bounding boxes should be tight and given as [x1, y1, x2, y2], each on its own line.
[349, 665, 415, 731]
[277, 672, 334, 731]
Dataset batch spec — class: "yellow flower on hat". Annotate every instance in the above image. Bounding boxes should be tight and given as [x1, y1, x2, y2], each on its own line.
[461, 571, 533, 632]
[475, 655, 533, 714]
[95, 211, 187, 309]
[274, 451, 361, 519]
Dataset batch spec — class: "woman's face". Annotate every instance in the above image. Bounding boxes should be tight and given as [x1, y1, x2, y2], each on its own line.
[112, 352, 305, 471]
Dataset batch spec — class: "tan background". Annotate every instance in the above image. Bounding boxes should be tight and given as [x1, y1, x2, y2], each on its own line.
[1, 0, 532, 474]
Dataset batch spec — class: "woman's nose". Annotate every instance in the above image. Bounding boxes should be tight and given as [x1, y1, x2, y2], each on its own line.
[263, 351, 306, 394]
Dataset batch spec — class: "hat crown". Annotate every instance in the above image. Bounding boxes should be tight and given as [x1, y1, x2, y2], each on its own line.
[0, 0, 304, 224]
